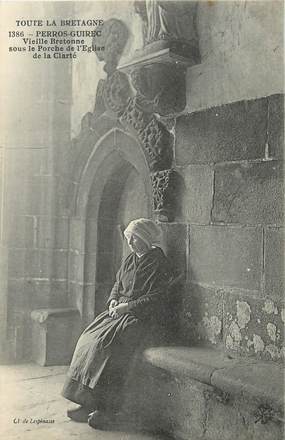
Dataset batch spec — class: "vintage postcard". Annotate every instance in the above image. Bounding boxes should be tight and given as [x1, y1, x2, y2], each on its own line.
[0, 1, 284, 439]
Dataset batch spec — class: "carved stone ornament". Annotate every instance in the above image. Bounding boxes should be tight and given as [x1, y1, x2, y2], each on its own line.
[102, 71, 133, 115]
[138, 118, 173, 171]
[120, 98, 173, 172]
[120, 96, 150, 133]
[151, 169, 178, 221]
[254, 404, 284, 424]
[92, 19, 129, 74]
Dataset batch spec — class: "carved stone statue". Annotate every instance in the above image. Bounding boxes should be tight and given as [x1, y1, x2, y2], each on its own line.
[134, 0, 198, 46]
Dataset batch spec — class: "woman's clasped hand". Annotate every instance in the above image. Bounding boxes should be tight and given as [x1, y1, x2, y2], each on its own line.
[108, 300, 129, 319]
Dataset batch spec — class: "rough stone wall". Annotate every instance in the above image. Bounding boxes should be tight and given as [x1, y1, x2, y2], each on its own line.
[187, 0, 283, 112]
[174, 94, 284, 362]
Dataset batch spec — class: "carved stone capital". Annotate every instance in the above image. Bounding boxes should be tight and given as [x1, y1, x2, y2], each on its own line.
[120, 96, 151, 133]
[130, 63, 186, 115]
[151, 169, 178, 222]
[120, 97, 173, 171]
[138, 118, 173, 171]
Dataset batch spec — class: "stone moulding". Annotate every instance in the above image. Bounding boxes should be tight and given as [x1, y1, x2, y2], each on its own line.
[120, 102, 173, 172]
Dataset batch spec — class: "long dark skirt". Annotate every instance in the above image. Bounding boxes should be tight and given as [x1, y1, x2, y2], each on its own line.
[62, 310, 144, 412]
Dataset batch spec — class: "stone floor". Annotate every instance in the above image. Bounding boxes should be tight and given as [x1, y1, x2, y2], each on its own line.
[0, 363, 171, 440]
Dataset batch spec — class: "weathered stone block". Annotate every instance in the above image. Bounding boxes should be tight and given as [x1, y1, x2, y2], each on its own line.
[268, 94, 284, 159]
[68, 251, 84, 283]
[46, 280, 68, 308]
[8, 248, 26, 278]
[165, 378, 207, 440]
[212, 161, 283, 225]
[52, 250, 68, 280]
[31, 308, 81, 366]
[222, 290, 284, 362]
[250, 417, 284, 440]
[25, 279, 51, 308]
[142, 345, 284, 439]
[181, 283, 223, 347]
[5, 215, 35, 248]
[2, 101, 54, 148]
[211, 360, 284, 412]
[8, 249, 66, 280]
[9, 278, 67, 311]
[160, 223, 187, 276]
[264, 228, 284, 299]
[5, 148, 48, 180]
[68, 282, 84, 314]
[25, 249, 51, 278]
[144, 346, 234, 386]
[69, 218, 85, 252]
[85, 218, 98, 253]
[204, 397, 250, 440]
[25, 179, 53, 216]
[5, 179, 27, 216]
[189, 225, 263, 290]
[178, 165, 213, 224]
[7, 278, 31, 312]
[84, 252, 97, 284]
[175, 98, 267, 165]
[52, 176, 70, 216]
[38, 216, 70, 250]
[141, 365, 208, 440]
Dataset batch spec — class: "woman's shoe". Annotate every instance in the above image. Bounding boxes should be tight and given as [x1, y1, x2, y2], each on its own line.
[88, 410, 109, 430]
[88, 409, 127, 430]
[67, 406, 90, 422]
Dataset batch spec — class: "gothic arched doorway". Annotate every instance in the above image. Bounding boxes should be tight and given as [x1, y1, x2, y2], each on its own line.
[69, 127, 153, 326]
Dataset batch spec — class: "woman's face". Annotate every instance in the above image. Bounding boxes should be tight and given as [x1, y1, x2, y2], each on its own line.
[127, 234, 150, 255]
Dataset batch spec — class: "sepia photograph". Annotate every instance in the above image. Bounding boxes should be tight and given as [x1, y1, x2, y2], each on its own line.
[0, 0, 284, 439]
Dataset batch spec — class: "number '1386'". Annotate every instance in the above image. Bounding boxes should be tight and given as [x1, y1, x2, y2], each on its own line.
[9, 31, 24, 37]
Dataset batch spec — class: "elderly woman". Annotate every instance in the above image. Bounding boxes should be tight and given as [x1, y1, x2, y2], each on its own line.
[62, 218, 173, 429]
